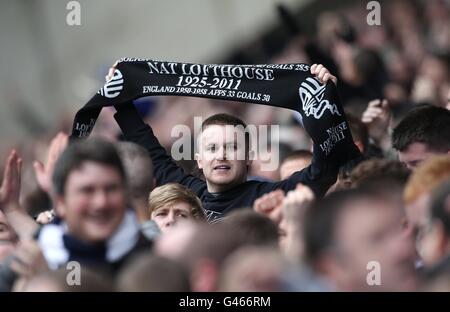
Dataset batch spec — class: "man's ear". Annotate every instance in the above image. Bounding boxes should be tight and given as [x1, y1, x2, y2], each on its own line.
[54, 196, 66, 219]
[195, 152, 203, 169]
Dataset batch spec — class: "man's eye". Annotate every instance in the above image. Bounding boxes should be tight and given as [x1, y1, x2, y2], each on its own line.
[207, 145, 216, 152]
[80, 186, 95, 195]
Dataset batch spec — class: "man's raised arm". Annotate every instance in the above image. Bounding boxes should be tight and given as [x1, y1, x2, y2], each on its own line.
[114, 101, 205, 193]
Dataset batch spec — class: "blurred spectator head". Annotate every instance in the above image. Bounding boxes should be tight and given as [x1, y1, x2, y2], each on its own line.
[222, 209, 279, 247]
[169, 223, 252, 292]
[52, 138, 127, 243]
[304, 187, 418, 291]
[279, 149, 312, 180]
[149, 183, 205, 233]
[219, 246, 286, 291]
[392, 105, 450, 169]
[116, 141, 154, 223]
[350, 159, 410, 189]
[349, 160, 411, 233]
[404, 156, 450, 261]
[116, 252, 190, 291]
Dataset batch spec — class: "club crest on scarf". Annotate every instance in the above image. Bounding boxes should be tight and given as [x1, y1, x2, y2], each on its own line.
[299, 77, 341, 119]
[98, 69, 124, 98]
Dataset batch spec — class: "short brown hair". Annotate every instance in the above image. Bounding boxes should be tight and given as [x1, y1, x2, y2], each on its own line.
[53, 139, 125, 196]
[148, 183, 206, 220]
[392, 106, 450, 152]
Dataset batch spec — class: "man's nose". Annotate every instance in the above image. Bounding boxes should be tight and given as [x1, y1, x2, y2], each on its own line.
[92, 190, 108, 209]
[165, 211, 176, 227]
[216, 146, 227, 160]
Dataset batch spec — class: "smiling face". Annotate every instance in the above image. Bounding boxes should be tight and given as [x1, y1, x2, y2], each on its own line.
[196, 124, 251, 193]
[56, 161, 127, 244]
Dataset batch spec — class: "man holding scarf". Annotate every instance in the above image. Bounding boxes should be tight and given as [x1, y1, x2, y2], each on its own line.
[73, 61, 361, 222]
